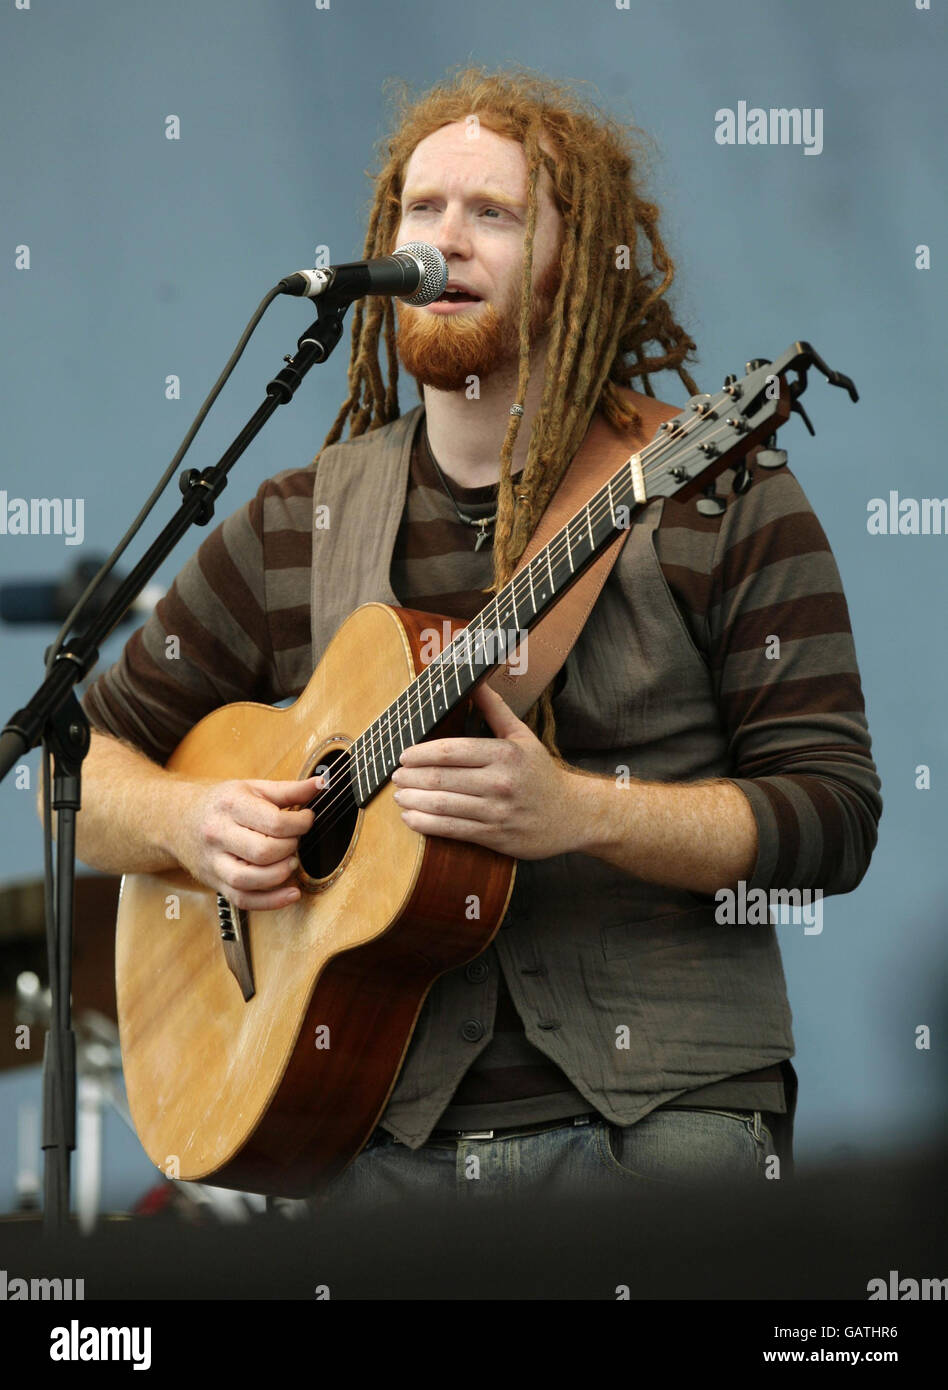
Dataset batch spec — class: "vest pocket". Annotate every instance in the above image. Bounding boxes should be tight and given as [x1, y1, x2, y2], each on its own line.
[599, 907, 794, 1069]
[600, 905, 718, 959]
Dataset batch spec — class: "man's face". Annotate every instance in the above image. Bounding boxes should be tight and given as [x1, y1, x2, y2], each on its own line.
[393, 122, 563, 392]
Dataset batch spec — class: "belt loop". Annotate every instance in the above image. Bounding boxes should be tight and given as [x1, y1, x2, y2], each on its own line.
[752, 1110, 762, 1141]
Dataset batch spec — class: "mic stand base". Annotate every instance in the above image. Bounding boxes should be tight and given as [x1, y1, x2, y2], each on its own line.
[41, 690, 90, 1237]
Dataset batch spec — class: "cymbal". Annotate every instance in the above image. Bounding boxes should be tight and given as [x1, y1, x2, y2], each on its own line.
[0, 874, 122, 1072]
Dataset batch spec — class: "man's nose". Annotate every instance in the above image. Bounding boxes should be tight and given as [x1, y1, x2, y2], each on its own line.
[431, 204, 473, 260]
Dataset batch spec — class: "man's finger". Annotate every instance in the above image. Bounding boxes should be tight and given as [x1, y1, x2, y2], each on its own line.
[472, 682, 528, 737]
[247, 776, 325, 805]
[218, 824, 300, 867]
[220, 852, 301, 894]
[231, 797, 315, 840]
[223, 881, 302, 912]
[398, 738, 496, 768]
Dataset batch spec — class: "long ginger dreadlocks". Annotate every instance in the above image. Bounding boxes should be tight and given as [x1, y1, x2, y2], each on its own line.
[322, 66, 701, 756]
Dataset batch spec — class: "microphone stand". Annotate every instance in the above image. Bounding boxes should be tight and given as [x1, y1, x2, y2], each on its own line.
[0, 296, 349, 1237]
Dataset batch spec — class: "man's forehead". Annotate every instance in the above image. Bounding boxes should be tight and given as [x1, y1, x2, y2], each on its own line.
[401, 122, 551, 202]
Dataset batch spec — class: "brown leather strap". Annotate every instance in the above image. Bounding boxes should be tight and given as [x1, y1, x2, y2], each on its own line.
[486, 390, 681, 718]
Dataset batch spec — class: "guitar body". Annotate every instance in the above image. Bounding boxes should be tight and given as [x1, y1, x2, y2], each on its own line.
[115, 601, 516, 1197]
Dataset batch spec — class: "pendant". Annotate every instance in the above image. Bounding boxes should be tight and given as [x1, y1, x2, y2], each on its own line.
[474, 521, 492, 551]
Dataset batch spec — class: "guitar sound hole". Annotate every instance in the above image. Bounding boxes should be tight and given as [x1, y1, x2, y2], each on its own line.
[297, 746, 359, 881]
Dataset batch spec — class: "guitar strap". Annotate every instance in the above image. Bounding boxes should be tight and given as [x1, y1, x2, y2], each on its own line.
[485, 391, 681, 719]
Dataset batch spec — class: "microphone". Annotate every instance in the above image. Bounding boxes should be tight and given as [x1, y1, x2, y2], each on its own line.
[0, 558, 164, 626]
[278, 241, 448, 307]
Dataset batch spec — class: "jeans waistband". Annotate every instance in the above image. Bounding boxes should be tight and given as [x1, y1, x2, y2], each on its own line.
[425, 1112, 596, 1144]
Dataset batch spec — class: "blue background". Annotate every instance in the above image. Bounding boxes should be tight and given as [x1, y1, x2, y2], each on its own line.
[1, 0, 945, 1214]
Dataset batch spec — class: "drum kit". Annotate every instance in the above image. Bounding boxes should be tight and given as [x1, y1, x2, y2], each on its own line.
[0, 873, 309, 1229]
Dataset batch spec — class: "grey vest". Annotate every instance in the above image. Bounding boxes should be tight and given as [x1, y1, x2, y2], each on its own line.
[310, 406, 795, 1147]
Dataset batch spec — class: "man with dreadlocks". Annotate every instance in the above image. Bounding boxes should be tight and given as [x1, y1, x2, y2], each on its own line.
[69, 68, 880, 1204]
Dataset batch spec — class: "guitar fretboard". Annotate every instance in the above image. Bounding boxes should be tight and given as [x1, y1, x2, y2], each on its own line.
[349, 446, 676, 806]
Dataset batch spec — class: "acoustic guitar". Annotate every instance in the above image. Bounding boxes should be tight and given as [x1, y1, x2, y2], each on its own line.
[114, 344, 854, 1195]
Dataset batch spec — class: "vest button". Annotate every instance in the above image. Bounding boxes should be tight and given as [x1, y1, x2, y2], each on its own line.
[460, 1019, 485, 1043]
[465, 959, 489, 983]
[536, 1019, 561, 1031]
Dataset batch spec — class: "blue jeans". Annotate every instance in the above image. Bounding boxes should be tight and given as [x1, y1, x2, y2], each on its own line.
[312, 1108, 780, 1212]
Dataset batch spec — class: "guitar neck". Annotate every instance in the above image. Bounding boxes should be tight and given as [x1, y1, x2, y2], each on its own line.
[349, 448, 672, 806]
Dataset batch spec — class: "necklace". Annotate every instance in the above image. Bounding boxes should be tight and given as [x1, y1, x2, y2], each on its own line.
[423, 423, 497, 552]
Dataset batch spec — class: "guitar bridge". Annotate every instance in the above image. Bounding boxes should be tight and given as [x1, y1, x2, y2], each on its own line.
[217, 893, 255, 1001]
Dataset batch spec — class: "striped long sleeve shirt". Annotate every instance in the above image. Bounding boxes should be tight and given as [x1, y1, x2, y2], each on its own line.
[81, 411, 882, 1130]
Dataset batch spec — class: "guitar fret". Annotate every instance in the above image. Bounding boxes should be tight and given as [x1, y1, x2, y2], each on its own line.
[364, 731, 373, 795]
[422, 664, 433, 728]
[369, 722, 380, 789]
[433, 661, 444, 721]
[356, 731, 367, 798]
[368, 732, 377, 792]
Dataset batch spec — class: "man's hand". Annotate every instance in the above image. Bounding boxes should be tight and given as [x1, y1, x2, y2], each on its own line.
[391, 683, 581, 860]
[171, 775, 323, 910]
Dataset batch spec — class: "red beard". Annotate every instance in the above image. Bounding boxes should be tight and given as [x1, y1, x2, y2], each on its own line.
[395, 260, 561, 392]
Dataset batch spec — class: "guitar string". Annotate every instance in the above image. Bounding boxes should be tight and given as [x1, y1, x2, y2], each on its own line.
[294, 401, 760, 851]
[291, 399, 762, 849]
[330, 400, 740, 808]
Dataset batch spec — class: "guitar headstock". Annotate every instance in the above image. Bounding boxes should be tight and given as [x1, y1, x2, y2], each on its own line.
[643, 342, 858, 515]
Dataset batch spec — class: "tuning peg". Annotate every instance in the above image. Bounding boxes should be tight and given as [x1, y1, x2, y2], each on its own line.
[723, 374, 737, 387]
[755, 433, 788, 469]
[745, 357, 770, 372]
[696, 483, 727, 516]
[733, 461, 753, 495]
